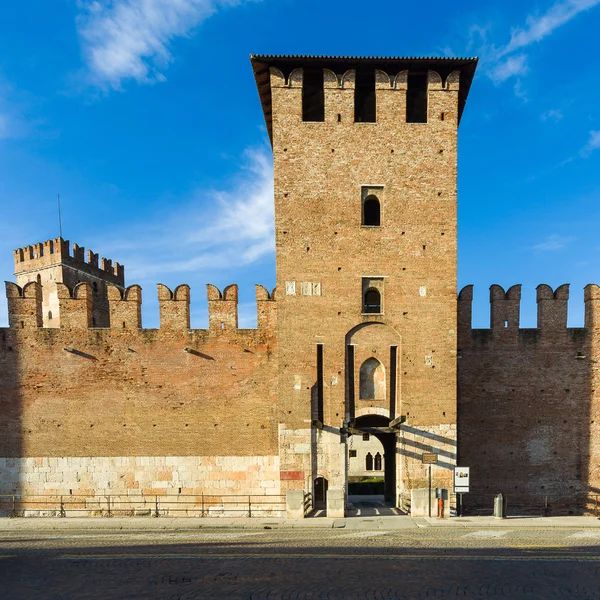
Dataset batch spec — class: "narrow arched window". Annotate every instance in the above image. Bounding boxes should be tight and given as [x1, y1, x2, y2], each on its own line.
[374, 452, 382, 471]
[363, 288, 381, 313]
[363, 195, 380, 226]
[359, 357, 386, 400]
[365, 452, 373, 471]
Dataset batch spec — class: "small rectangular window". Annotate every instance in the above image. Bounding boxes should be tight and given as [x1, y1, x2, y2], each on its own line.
[362, 277, 384, 314]
[302, 68, 324, 122]
[406, 73, 428, 123]
[349, 450, 357, 458]
[362, 433, 370, 441]
[354, 69, 376, 123]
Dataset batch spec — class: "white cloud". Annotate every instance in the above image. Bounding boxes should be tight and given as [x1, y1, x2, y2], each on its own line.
[499, 0, 600, 58]
[541, 109, 564, 122]
[487, 54, 528, 84]
[533, 234, 574, 251]
[580, 130, 600, 157]
[100, 145, 274, 280]
[76, 0, 258, 89]
[473, 0, 600, 87]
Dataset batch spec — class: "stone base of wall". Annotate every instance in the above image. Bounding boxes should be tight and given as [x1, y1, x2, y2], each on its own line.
[0, 455, 282, 517]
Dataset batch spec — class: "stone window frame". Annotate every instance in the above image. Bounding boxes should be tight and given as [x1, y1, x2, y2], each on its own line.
[361, 276, 386, 315]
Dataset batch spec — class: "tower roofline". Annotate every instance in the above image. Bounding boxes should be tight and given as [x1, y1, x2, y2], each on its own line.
[250, 54, 478, 143]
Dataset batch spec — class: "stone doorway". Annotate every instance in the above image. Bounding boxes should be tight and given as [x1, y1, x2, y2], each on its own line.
[347, 414, 398, 514]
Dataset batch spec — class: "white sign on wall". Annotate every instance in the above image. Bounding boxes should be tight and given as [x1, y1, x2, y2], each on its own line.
[454, 466, 470, 493]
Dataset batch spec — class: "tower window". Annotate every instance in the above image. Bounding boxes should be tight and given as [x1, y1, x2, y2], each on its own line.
[302, 68, 324, 122]
[362, 276, 384, 314]
[406, 72, 428, 123]
[354, 69, 376, 123]
[362, 195, 380, 226]
[363, 288, 381, 313]
[374, 452, 382, 471]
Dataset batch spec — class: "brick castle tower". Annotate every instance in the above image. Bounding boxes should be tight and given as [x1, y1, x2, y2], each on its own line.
[252, 55, 477, 509]
[13, 238, 124, 328]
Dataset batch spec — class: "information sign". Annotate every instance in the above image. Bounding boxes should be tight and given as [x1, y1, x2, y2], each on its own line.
[422, 453, 438, 464]
[454, 466, 470, 493]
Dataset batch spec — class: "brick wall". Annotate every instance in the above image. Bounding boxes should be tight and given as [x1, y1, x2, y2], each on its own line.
[0, 281, 278, 500]
[458, 284, 598, 514]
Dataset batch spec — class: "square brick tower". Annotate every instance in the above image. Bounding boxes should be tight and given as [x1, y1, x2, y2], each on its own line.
[252, 55, 477, 511]
[13, 238, 125, 328]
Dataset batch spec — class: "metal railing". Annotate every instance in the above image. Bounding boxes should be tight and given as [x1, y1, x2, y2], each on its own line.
[459, 494, 600, 517]
[0, 493, 286, 518]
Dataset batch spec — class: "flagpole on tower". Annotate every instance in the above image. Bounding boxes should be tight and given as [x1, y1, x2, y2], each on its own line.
[57, 194, 63, 239]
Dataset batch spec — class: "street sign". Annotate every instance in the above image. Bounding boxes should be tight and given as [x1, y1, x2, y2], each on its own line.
[454, 466, 470, 493]
[422, 453, 438, 464]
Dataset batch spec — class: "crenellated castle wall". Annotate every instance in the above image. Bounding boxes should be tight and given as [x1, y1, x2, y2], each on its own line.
[457, 283, 600, 514]
[0, 281, 279, 501]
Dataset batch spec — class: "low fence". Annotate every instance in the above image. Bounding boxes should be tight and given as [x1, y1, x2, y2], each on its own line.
[399, 491, 600, 518]
[0, 493, 286, 518]
[458, 494, 600, 517]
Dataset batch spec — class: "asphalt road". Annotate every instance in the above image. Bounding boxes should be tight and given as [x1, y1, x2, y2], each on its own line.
[1, 526, 600, 599]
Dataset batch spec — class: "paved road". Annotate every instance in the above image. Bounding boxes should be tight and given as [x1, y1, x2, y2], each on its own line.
[2, 525, 600, 599]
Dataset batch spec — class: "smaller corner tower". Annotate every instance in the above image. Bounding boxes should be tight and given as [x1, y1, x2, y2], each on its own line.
[13, 238, 125, 328]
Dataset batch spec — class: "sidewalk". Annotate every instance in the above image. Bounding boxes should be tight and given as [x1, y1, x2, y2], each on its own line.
[0, 514, 599, 532]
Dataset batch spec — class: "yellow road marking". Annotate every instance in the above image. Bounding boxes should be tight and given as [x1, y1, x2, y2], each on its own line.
[56, 552, 600, 561]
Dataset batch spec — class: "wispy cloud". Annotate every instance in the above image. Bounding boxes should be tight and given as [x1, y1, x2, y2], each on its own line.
[533, 234, 574, 251]
[471, 0, 600, 87]
[100, 145, 274, 281]
[487, 53, 528, 84]
[499, 0, 600, 57]
[580, 130, 600, 157]
[76, 0, 259, 90]
[541, 109, 564, 122]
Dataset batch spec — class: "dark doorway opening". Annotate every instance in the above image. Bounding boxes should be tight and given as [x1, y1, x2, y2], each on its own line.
[348, 414, 396, 504]
[314, 476, 328, 507]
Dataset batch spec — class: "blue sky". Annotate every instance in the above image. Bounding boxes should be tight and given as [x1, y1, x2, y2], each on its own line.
[0, 0, 599, 329]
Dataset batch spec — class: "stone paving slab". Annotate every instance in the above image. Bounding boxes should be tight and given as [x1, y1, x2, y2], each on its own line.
[0, 514, 599, 532]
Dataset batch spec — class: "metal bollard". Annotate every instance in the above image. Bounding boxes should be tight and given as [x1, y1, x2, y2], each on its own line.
[493, 492, 507, 519]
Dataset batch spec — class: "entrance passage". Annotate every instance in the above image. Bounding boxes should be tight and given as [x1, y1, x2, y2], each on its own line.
[347, 414, 397, 512]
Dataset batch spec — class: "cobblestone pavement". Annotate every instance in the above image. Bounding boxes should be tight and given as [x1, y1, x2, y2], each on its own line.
[2, 526, 600, 599]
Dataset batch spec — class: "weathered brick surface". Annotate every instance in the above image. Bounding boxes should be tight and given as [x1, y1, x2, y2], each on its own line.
[458, 284, 598, 513]
[0, 282, 278, 498]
